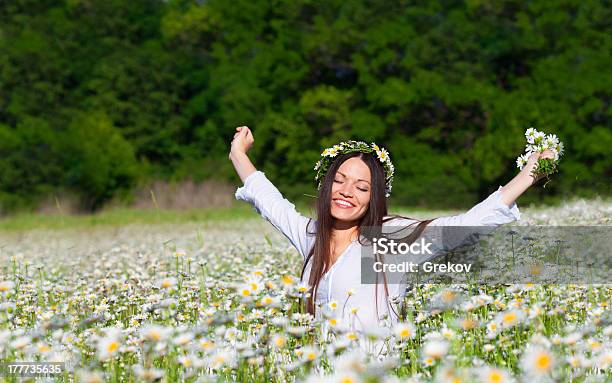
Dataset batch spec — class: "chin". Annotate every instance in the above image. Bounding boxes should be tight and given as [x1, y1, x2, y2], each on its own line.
[330, 206, 363, 222]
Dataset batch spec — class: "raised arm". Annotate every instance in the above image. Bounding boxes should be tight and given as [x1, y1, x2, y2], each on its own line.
[425, 148, 556, 253]
[432, 148, 556, 227]
[499, 149, 556, 206]
[229, 126, 314, 260]
[229, 126, 257, 182]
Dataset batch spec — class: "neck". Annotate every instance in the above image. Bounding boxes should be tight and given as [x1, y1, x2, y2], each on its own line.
[331, 220, 359, 242]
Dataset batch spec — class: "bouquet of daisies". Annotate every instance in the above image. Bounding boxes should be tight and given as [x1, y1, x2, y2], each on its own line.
[516, 127, 564, 187]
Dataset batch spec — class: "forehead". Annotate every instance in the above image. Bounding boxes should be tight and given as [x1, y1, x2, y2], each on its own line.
[337, 157, 371, 181]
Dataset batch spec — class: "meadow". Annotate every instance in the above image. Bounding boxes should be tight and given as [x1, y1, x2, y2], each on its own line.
[0, 197, 610, 382]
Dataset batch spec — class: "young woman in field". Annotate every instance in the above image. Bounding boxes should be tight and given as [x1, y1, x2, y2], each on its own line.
[229, 125, 555, 335]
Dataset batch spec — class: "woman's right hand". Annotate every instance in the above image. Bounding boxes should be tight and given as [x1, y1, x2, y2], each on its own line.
[229, 126, 254, 159]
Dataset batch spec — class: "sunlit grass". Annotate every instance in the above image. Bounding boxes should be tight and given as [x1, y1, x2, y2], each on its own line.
[0, 206, 258, 231]
[0, 204, 466, 232]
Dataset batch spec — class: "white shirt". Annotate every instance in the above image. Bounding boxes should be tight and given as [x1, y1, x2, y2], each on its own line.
[235, 171, 520, 335]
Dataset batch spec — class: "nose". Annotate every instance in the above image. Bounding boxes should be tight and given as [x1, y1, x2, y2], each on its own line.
[339, 183, 353, 198]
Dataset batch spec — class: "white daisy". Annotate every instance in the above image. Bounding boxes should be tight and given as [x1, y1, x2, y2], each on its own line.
[477, 366, 514, 383]
[422, 340, 448, 359]
[516, 153, 530, 170]
[521, 346, 555, 376]
[0, 281, 15, 293]
[393, 322, 416, 341]
[140, 324, 171, 342]
[376, 148, 389, 163]
[97, 333, 121, 361]
[525, 127, 538, 143]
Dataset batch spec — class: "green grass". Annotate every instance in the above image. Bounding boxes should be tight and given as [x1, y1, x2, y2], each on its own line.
[0, 203, 461, 232]
[0, 205, 260, 231]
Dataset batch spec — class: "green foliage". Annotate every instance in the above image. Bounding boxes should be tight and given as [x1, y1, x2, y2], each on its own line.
[0, 0, 609, 211]
[61, 111, 139, 209]
[533, 158, 559, 189]
[0, 118, 64, 211]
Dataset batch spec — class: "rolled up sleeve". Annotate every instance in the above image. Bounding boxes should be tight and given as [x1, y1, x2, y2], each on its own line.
[431, 186, 520, 227]
[417, 186, 521, 257]
[235, 171, 315, 259]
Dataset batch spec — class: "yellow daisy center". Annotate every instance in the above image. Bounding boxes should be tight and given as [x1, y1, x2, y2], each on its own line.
[488, 371, 503, 383]
[107, 341, 119, 353]
[536, 354, 551, 370]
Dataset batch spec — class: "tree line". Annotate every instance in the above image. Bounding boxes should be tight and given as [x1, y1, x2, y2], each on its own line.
[0, 0, 609, 212]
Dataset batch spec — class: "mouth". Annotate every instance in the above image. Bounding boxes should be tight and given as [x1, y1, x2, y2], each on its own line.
[332, 198, 355, 209]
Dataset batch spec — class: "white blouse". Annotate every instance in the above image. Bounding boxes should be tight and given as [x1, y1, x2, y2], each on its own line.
[235, 171, 521, 335]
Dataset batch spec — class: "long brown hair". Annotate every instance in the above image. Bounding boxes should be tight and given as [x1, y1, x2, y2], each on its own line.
[300, 152, 434, 317]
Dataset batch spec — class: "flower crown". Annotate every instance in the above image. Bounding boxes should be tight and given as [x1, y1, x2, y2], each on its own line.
[313, 140, 395, 197]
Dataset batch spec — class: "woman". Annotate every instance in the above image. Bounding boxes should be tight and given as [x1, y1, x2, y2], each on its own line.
[229, 125, 554, 336]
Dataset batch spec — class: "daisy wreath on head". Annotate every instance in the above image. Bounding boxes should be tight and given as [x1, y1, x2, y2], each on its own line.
[313, 140, 395, 197]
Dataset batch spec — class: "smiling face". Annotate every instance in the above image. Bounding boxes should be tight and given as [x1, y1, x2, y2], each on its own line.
[330, 157, 372, 223]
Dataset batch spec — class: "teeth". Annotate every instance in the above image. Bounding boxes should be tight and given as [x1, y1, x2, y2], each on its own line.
[334, 199, 353, 207]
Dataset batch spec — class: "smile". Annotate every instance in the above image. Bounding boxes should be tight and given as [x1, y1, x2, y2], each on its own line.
[333, 198, 355, 209]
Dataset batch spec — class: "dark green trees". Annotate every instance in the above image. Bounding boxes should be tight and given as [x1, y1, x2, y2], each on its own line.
[0, 0, 609, 211]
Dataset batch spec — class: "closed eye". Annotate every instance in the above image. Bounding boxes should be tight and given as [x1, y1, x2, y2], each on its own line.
[335, 179, 367, 191]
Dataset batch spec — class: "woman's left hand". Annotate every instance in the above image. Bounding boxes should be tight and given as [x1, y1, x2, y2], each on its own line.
[523, 149, 556, 183]
[501, 149, 557, 205]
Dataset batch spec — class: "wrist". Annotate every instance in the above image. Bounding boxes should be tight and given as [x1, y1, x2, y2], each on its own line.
[523, 159, 540, 174]
[519, 166, 537, 185]
[230, 148, 247, 160]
